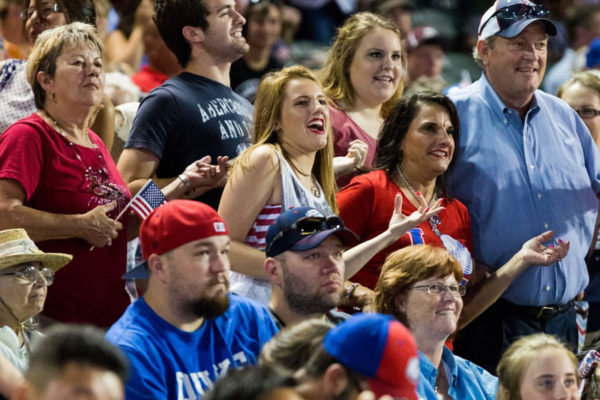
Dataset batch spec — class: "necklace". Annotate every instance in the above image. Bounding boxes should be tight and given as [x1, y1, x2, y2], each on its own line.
[287, 159, 321, 197]
[42, 110, 96, 148]
[310, 177, 321, 198]
[289, 159, 311, 177]
[396, 165, 435, 205]
[396, 165, 442, 234]
[39, 111, 107, 174]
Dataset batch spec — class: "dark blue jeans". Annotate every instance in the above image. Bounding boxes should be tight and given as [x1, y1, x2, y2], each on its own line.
[453, 298, 578, 374]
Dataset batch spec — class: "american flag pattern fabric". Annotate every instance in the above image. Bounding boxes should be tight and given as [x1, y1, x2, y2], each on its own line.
[245, 204, 282, 249]
[129, 180, 167, 220]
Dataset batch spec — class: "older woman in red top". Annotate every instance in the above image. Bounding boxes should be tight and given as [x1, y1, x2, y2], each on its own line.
[0, 23, 131, 327]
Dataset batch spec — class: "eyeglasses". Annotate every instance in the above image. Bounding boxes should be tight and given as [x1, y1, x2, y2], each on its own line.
[412, 282, 466, 296]
[266, 215, 344, 254]
[20, 3, 61, 21]
[478, 4, 550, 36]
[0, 264, 54, 286]
[575, 108, 600, 119]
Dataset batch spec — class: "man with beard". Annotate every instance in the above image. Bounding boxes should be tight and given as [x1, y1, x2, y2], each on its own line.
[263, 207, 358, 328]
[106, 200, 278, 399]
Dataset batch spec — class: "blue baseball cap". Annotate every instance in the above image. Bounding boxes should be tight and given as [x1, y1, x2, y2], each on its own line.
[324, 313, 420, 399]
[265, 207, 358, 258]
[478, 0, 557, 41]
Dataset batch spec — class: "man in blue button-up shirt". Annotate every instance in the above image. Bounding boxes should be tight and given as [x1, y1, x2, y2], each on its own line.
[447, 0, 600, 373]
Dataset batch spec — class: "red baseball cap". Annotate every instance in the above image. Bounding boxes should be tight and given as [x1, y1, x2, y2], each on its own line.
[123, 200, 229, 279]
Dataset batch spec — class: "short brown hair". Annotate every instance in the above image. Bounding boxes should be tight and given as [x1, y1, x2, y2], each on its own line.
[26, 22, 103, 109]
[154, 0, 208, 68]
[320, 12, 404, 119]
[374, 245, 462, 326]
[496, 333, 577, 400]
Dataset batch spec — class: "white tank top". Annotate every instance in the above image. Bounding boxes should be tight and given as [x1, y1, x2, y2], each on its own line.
[229, 149, 333, 305]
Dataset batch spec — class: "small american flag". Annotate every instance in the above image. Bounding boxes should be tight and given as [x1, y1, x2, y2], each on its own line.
[128, 180, 167, 220]
[89, 180, 167, 251]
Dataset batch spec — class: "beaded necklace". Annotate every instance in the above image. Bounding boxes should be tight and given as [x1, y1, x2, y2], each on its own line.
[39, 110, 108, 175]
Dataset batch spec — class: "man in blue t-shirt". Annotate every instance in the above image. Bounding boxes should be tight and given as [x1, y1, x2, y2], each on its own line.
[117, 0, 253, 209]
[106, 200, 278, 399]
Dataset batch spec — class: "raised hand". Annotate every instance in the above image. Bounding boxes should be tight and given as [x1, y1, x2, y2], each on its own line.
[387, 193, 444, 239]
[519, 230, 569, 266]
[80, 201, 122, 248]
[182, 155, 230, 193]
[134, 0, 154, 27]
[346, 139, 368, 170]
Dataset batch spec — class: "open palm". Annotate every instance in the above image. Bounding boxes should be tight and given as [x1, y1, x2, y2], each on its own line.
[387, 193, 445, 239]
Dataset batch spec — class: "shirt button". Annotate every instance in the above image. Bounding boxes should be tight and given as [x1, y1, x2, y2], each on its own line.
[544, 223, 549, 229]
[530, 165, 535, 170]
[537, 193, 542, 199]
[545, 285, 551, 291]
[504, 119, 508, 124]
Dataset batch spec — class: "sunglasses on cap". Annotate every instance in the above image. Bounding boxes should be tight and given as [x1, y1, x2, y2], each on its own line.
[478, 3, 549, 36]
[266, 215, 345, 255]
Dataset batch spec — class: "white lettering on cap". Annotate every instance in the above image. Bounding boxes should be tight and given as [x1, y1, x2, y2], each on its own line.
[213, 222, 226, 232]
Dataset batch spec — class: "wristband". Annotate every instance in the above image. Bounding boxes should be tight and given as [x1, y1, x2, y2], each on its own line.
[346, 282, 359, 298]
[177, 173, 191, 195]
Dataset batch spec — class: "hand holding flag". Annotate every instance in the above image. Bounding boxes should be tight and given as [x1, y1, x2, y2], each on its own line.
[90, 180, 167, 251]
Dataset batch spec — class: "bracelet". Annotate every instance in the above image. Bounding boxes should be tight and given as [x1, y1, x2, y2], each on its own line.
[346, 282, 360, 298]
[177, 173, 192, 195]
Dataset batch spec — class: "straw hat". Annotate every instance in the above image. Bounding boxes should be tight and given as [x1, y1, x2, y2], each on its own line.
[0, 229, 72, 272]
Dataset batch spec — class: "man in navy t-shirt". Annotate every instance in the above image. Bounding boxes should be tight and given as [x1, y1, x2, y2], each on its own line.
[117, 0, 253, 209]
[106, 200, 278, 399]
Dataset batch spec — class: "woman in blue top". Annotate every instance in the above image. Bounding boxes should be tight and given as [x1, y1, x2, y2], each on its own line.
[373, 244, 567, 400]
